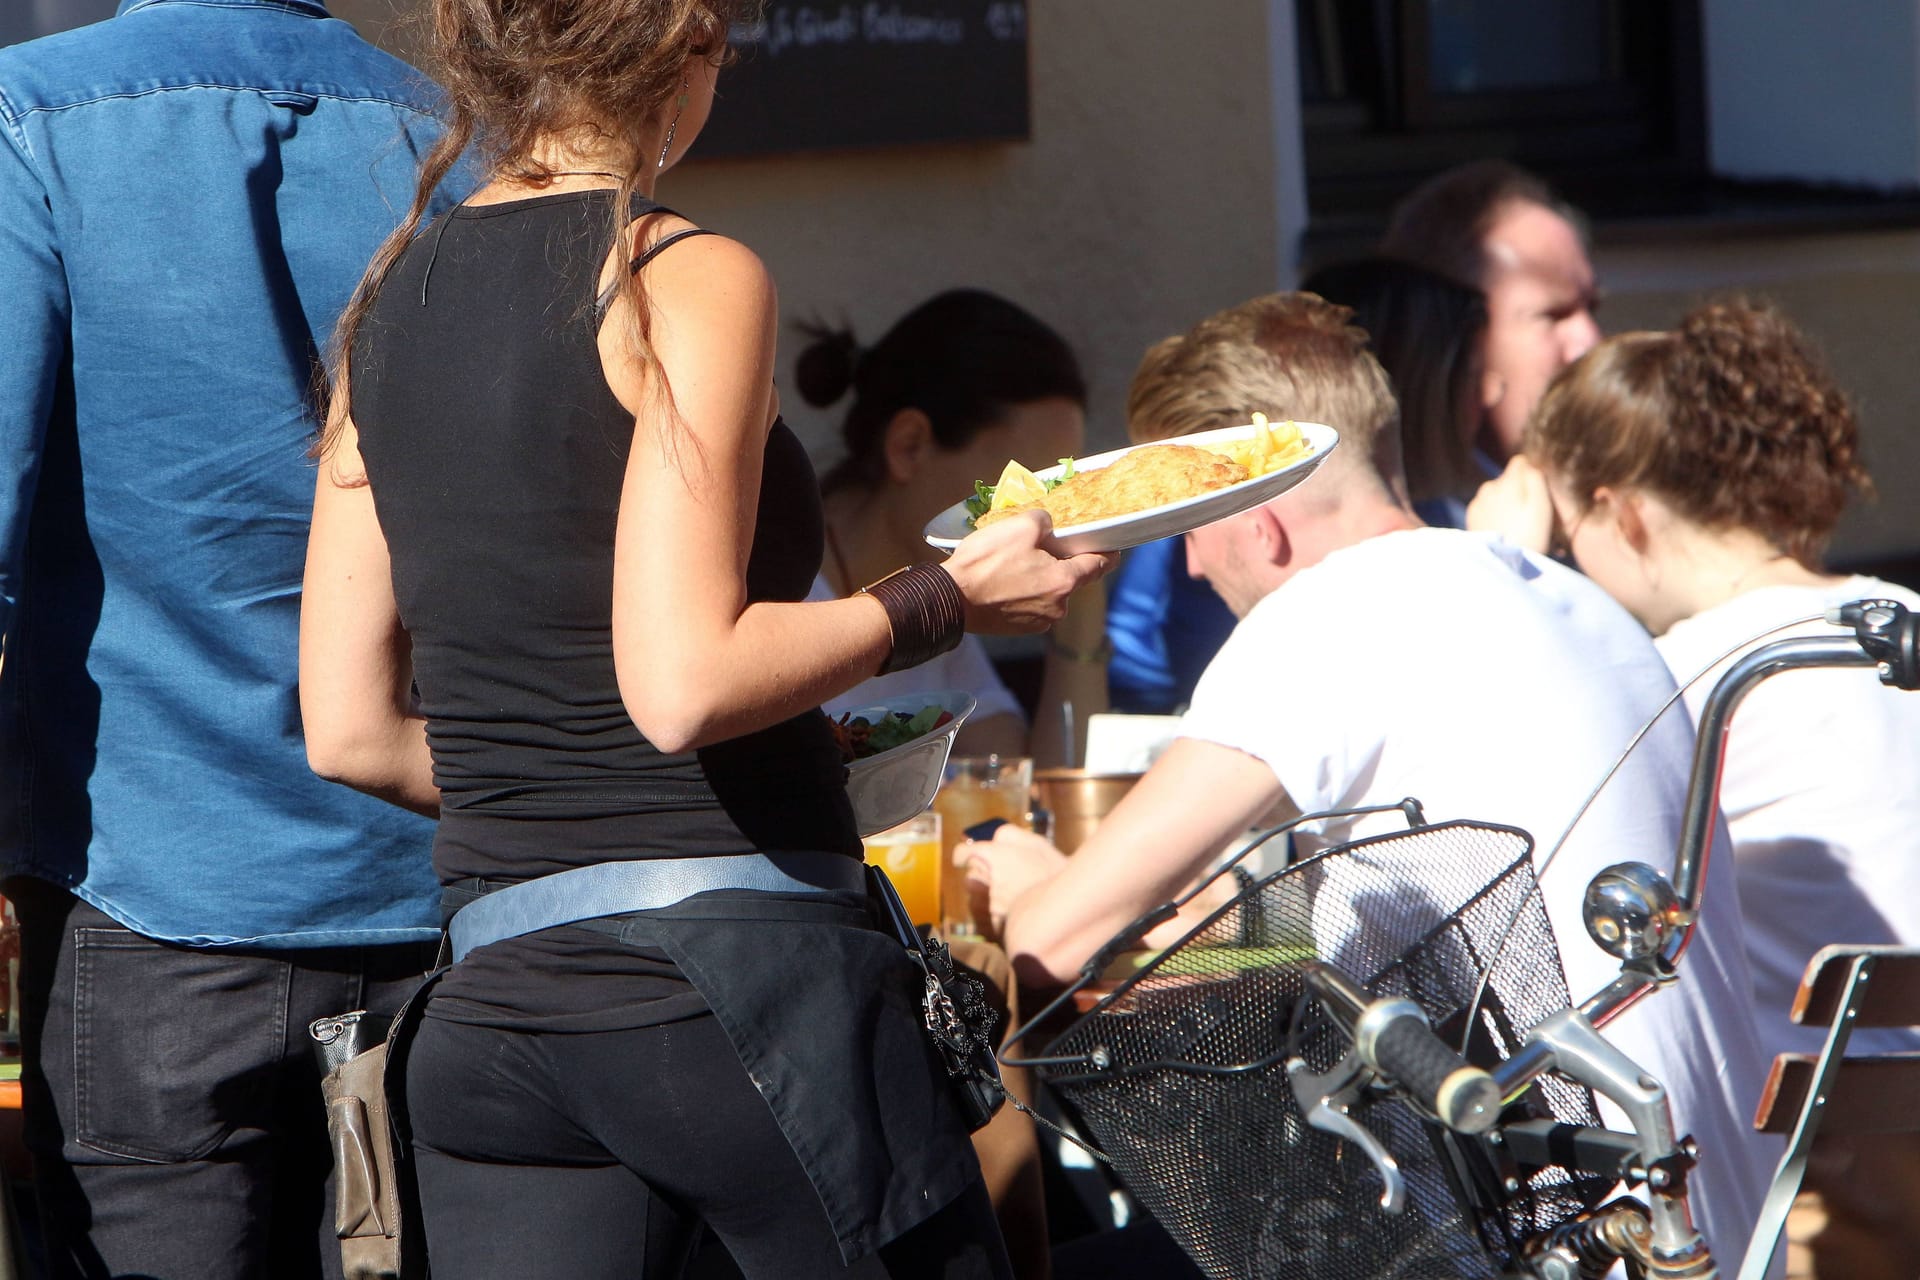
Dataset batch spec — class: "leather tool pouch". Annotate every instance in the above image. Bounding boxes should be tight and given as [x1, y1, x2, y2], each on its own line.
[866, 865, 1007, 1132]
[310, 972, 443, 1280]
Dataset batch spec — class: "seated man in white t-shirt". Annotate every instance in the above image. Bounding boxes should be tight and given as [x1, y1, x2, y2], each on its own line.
[965, 293, 1779, 1270]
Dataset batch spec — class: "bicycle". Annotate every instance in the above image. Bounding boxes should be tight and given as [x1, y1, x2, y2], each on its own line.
[1003, 598, 1920, 1280]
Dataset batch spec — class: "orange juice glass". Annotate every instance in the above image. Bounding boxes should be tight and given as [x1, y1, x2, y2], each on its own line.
[862, 812, 943, 930]
[933, 755, 1032, 937]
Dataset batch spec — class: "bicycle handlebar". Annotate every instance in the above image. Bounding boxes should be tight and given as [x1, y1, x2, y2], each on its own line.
[1303, 961, 1502, 1134]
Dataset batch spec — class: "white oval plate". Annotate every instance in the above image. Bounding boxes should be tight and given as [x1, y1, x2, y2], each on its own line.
[921, 420, 1341, 555]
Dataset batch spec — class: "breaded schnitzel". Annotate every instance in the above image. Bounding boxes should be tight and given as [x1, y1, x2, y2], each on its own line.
[977, 443, 1249, 531]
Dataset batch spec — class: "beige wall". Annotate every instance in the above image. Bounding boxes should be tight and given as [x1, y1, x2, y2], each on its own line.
[1594, 230, 1920, 566]
[332, 0, 1291, 463]
[669, 1, 1286, 462]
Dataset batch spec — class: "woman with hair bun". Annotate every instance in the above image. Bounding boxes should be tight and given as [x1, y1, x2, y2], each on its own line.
[1480, 297, 1920, 1280]
[800, 289, 1110, 764]
[297, 1, 1111, 1275]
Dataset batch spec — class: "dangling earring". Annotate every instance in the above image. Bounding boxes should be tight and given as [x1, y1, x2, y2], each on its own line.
[657, 79, 689, 169]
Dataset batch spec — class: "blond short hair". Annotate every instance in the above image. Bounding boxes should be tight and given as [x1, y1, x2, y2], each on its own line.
[1126, 292, 1401, 485]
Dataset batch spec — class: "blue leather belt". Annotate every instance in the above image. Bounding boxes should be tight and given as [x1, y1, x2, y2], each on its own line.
[447, 852, 868, 963]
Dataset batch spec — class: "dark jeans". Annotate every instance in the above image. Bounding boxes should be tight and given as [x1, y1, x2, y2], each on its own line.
[7, 879, 438, 1280]
[407, 1010, 1013, 1280]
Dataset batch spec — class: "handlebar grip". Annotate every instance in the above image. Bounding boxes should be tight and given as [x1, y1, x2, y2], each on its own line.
[1361, 1003, 1502, 1135]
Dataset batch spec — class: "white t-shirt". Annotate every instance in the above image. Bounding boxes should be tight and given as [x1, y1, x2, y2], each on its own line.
[807, 574, 1026, 727]
[1181, 529, 1776, 1267]
[1657, 576, 1920, 1058]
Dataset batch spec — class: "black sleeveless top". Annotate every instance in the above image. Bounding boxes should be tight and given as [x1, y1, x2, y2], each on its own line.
[352, 191, 861, 1026]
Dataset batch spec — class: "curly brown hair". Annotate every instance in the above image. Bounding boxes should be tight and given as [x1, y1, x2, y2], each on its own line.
[318, 0, 759, 462]
[1526, 298, 1872, 567]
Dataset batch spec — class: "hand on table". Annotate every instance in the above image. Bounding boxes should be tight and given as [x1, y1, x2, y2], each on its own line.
[960, 824, 1070, 942]
[1466, 455, 1556, 556]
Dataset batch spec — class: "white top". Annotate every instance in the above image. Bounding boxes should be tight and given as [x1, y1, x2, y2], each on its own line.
[1657, 575, 1920, 1058]
[1181, 529, 1777, 1268]
[807, 574, 1026, 726]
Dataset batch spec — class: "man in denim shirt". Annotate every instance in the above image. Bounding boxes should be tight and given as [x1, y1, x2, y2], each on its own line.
[0, 3, 452, 1275]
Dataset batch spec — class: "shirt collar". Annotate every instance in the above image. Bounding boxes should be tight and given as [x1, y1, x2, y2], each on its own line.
[118, 0, 331, 17]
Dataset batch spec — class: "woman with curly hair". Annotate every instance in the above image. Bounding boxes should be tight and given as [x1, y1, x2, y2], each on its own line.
[1477, 298, 1920, 1280]
[296, 1, 1109, 1276]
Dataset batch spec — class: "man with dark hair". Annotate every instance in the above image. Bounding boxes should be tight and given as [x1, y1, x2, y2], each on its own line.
[1382, 159, 1602, 469]
[970, 292, 1778, 1271]
[0, 3, 453, 1275]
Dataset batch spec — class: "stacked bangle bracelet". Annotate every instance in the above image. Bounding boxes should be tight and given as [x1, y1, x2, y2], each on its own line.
[858, 563, 967, 674]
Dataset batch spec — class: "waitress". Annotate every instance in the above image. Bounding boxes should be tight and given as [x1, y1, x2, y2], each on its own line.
[296, 0, 1110, 1275]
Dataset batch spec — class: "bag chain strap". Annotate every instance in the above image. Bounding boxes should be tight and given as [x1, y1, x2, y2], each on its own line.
[917, 936, 1114, 1165]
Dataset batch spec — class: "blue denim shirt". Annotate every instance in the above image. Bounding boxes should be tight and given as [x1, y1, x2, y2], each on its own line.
[0, 0, 450, 946]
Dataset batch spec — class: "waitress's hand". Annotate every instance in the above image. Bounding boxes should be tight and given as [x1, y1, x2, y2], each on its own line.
[941, 510, 1115, 635]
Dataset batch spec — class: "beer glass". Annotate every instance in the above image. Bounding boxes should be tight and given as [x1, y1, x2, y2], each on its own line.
[861, 812, 943, 930]
[933, 755, 1032, 937]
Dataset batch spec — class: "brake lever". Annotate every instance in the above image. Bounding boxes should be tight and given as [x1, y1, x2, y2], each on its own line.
[1287, 1050, 1406, 1214]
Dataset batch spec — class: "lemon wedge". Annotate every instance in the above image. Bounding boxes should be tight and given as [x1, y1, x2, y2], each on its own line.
[988, 459, 1050, 511]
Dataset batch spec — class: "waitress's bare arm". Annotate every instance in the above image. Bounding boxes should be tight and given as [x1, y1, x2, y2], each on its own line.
[605, 232, 1108, 754]
[300, 422, 440, 816]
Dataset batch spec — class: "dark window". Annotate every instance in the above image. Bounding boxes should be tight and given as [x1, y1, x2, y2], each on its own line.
[1297, 0, 1706, 238]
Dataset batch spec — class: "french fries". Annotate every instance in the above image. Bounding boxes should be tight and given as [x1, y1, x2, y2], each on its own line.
[1202, 412, 1311, 478]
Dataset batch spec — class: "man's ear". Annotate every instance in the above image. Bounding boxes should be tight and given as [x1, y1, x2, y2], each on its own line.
[1248, 504, 1292, 569]
[881, 408, 935, 485]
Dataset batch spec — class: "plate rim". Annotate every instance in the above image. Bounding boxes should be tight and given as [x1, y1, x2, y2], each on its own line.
[921, 419, 1340, 552]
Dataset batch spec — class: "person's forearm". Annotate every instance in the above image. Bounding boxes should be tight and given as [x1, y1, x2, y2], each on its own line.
[361, 716, 440, 818]
[1001, 738, 1284, 983]
[614, 593, 894, 754]
[1003, 875, 1132, 985]
[306, 709, 440, 818]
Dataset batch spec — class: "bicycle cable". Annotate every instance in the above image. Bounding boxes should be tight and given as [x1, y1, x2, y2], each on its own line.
[1453, 612, 1827, 1056]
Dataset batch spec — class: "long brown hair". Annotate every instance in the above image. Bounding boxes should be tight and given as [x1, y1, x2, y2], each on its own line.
[317, 0, 759, 466]
[1300, 257, 1488, 506]
[1528, 298, 1872, 568]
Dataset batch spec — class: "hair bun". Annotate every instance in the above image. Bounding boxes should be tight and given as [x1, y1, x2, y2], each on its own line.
[794, 324, 862, 408]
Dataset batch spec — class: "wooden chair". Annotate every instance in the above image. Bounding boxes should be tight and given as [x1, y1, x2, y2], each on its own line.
[1739, 944, 1920, 1280]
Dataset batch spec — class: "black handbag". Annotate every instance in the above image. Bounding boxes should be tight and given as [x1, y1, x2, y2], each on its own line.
[866, 865, 1006, 1132]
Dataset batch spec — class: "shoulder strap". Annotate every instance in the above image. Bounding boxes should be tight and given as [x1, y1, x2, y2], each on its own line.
[593, 227, 721, 320]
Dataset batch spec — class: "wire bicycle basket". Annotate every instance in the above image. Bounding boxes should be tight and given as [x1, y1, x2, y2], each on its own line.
[1024, 819, 1612, 1280]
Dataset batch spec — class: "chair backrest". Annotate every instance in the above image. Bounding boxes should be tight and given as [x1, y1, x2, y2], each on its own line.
[1754, 945, 1920, 1138]
[1791, 944, 1920, 1030]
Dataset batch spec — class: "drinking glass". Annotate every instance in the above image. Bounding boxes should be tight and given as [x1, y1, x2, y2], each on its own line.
[933, 755, 1033, 937]
[862, 812, 943, 930]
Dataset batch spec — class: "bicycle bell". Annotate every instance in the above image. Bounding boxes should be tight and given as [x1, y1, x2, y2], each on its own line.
[1581, 862, 1681, 962]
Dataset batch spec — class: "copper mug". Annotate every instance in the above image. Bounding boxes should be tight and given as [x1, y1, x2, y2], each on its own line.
[1031, 768, 1141, 854]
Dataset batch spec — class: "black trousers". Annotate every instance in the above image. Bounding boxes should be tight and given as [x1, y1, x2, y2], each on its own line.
[8, 878, 438, 1280]
[406, 1010, 1013, 1279]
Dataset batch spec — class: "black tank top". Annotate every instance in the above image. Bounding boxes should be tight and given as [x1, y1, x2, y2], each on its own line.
[351, 191, 859, 1027]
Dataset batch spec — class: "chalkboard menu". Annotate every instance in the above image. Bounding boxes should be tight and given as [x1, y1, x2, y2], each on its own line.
[695, 2, 1031, 157]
